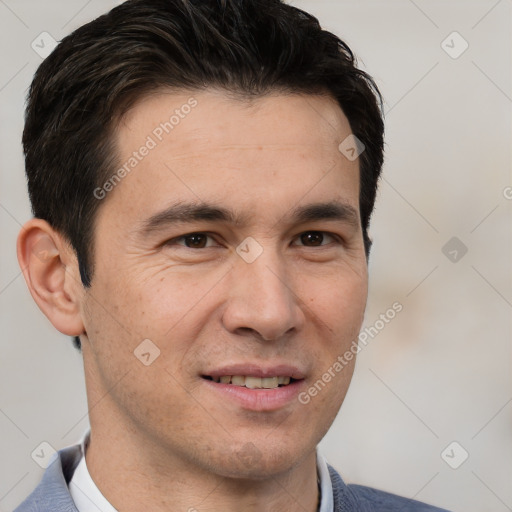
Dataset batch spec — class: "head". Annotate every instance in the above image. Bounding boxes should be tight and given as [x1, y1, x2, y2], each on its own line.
[18, 0, 383, 481]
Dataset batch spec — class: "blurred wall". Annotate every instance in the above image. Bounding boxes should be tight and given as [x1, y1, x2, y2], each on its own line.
[0, 1, 510, 511]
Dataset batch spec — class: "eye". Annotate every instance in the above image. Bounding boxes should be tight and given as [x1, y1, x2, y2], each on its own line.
[166, 232, 218, 249]
[294, 231, 338, 247]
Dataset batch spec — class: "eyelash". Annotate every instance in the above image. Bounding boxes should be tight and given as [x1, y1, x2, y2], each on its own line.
[165, 231, 341, 249]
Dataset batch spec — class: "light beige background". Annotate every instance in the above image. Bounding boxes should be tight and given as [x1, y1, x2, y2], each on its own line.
[0, 1, 510, 511]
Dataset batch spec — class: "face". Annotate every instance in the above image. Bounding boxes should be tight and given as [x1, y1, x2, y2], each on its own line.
[80, 89, 368, 479]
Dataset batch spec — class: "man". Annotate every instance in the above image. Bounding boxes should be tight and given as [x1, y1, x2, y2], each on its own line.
[15, 0, 451, 510]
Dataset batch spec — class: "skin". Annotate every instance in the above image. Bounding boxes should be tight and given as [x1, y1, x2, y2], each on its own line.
[17, 90, 368, 512]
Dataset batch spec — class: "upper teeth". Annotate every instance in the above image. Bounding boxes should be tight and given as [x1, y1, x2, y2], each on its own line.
[212, 376, 291, 388]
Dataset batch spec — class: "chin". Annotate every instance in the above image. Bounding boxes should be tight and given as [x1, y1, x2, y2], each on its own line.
[208, 441, 310, 481]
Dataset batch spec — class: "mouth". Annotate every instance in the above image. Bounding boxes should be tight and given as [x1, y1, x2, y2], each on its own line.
[201, 375, 299, 389]
[200, 365, 306, 411]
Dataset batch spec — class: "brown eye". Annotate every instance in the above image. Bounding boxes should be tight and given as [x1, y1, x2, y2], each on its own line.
[183, 233, 209, 248]
[299, 231, 325, 246]
[165, 232, 216, 249]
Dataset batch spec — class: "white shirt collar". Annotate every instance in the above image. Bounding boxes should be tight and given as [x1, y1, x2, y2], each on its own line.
[317, 449, 335, 512]
[69, 431, 334, 512]
[69, 432, 117, 512]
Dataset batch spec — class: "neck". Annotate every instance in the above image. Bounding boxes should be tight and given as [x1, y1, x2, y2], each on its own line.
[85, 426, 320, 512]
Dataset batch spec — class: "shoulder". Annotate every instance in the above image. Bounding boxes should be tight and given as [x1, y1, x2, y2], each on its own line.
[14, 445, 81, 512]
[328, 464, 452, 512]
[348, 484, 452, 511]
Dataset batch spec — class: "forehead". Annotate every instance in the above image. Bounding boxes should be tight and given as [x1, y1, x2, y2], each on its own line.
[119, 88, 351, 148]
[101, 89, 359, 229]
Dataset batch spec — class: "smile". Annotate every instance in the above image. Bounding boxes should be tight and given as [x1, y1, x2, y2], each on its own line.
[201, 372, 306, 411]
[202, 375, 294, 389]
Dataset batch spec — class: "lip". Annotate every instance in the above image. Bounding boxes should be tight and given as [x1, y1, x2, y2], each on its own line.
[204, 363, 306, 380]
[201, 377, 305, 411]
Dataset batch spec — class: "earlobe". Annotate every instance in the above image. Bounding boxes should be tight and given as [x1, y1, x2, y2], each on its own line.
[16, 219, 85, 337]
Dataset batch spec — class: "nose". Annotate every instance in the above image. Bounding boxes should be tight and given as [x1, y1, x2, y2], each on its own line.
[221, 246, 304, 342]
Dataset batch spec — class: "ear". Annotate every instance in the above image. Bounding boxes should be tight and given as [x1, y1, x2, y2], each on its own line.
[16, 219, 85, 337]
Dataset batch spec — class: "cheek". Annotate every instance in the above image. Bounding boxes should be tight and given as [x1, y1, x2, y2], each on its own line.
[88, 264, 210, 334]
[302, 267, 366, 402]
[307, 266, 367, 334]
[81, 275, 207, 432]
[82, 266, 230, 397]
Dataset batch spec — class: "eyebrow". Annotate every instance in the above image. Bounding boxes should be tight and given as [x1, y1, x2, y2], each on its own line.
[289, 201, 359, 227]
[138, 200, 359, 235]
